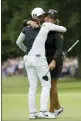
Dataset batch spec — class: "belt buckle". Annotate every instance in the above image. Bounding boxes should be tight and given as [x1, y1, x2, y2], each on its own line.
[36, 54, 41, 57]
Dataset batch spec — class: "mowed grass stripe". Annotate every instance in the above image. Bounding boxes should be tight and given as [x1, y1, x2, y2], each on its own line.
[2, 76, 81, 94]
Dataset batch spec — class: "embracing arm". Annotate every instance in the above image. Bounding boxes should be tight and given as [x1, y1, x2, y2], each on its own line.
[22, 19, 40, 28]
[16, 32, 27, 52]
[43, 22, 67, 33]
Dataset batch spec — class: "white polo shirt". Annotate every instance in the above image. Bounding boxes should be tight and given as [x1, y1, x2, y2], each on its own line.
[28, 22, 67, 56]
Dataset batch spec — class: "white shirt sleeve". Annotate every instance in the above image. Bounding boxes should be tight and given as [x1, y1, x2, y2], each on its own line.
[16, 32, 27, 52]
[42, 22, 67, 33]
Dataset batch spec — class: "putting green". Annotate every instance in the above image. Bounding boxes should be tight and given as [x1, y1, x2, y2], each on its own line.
[2, 76, 81, 121]
[2, 92, 81, 121]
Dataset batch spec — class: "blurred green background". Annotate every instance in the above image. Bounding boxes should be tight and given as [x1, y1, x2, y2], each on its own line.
[1, 0, 81, 77]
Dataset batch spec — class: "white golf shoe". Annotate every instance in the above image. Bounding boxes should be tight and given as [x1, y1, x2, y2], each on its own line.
[29, 112, 38, 119]
[38, 111, 56, 119]
[55, 107, 63, 117]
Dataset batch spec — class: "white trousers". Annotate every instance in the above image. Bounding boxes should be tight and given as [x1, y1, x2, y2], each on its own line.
[24, 55, 51, 113]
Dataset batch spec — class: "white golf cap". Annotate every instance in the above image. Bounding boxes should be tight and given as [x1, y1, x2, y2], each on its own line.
[31, 7, 45, 18]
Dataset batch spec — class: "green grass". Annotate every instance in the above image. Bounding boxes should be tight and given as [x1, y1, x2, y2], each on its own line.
[2, 76, 81, 94]
[2, 76, 81, 121]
